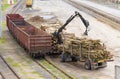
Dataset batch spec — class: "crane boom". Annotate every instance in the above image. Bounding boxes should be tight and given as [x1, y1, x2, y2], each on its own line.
[53, 11, 89, 44]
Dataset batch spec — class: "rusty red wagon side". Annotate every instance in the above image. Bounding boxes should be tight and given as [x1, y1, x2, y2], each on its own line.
[6, 14, 52, 58]
[6, 14, 24, 34]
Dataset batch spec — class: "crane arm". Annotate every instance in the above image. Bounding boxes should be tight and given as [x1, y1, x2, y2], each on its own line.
[76, 11, 89, 35]
[53, 11, 89, 44]
[57, 14, 78, 35]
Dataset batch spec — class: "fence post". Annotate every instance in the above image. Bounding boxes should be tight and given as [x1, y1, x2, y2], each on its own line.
[0, 0, 2, 38]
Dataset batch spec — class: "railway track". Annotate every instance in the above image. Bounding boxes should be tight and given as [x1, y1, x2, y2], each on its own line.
[64, 0, 120, 31]
[33, 59, 59, 79]
[10, 0, 25, 13]
[0, 72, 5, 79]
[0, 55, 20, 79]
[33, 58, 75, 79]
[45, 58, 75, 79]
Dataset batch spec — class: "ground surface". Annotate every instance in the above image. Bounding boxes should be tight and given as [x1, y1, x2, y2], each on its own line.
[0, 56, 18, 79]
[32, 0, 120, 79]
[0, 30, 52, 79]
[90, 0, 120, 9]
[69, 0, 120, 18]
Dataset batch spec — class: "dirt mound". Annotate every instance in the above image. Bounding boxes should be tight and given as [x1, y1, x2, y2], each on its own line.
[28, 16, 45, 22]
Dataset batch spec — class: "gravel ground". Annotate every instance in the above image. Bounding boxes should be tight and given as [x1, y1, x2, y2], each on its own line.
[1, 0, 120, 79]
[0, 29, 54, 79]
[49, 56, 112, 79]
[32, 0, 120, 79]
[0, 56, 18, 79]
[89, 0, 120, 9]
[71, 0, 120, 18]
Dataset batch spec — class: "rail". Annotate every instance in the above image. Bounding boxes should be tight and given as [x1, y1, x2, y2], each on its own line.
[33, 58, 76, 79]
[10, 0, 25, 13]
[0, 55, 20, 79]
[33, 59, 59, 79]
[0, 72, 5, 79]
[45, 58, 75, 79]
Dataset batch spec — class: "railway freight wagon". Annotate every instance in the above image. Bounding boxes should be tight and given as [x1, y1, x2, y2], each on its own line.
[6, 14, 52, 58]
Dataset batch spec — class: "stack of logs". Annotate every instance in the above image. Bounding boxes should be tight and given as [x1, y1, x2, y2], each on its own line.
[57, 33, 113, 61]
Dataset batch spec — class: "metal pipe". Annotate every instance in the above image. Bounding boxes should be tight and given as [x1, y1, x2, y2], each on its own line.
[88, 44, 91, 60]
[0, 0, 2, 37]
[79, 43, 82, 60]
[62, 32, 65, 55]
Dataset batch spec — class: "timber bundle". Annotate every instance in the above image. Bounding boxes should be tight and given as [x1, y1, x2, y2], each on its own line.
[57, 33, 113, 61]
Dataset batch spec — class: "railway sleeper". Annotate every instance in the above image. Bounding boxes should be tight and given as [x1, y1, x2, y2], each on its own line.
[61, 53, 79, 62]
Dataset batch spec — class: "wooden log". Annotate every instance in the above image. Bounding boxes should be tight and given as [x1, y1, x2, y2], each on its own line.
[57, 35, 113, 61]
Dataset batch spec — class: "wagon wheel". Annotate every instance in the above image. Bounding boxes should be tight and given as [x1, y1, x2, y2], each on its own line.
[71, 56, 78, 62]
[61, 53, 66, 62]
[61, 53, 70, 62]
[29, 53, 32, 57]
[31, 53, 34, 58]
[41, 54, 45, 58]
[84, 60, 91, 70]
[31, 53, 36, 58]
[33, 53, 36, 58]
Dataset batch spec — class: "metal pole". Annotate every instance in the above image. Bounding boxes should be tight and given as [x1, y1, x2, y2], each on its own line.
[87, 43, 92, 62]
[117, 0, 119, 9]
[0, 0, 2, 37]
[79, 43, 82, 60]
